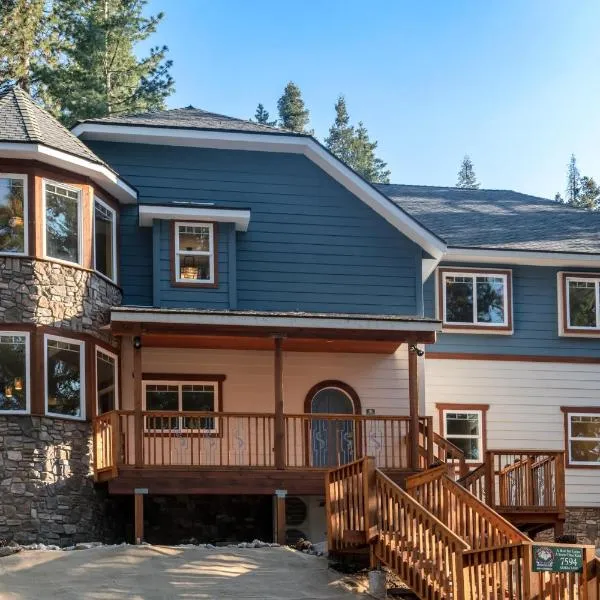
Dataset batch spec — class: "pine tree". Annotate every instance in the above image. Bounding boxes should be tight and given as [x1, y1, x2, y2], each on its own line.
[349, 122, 391, 184]
[577, 176, 600, 210]
[253, 103, 276, 126]
[38, 0, 174, 126]
[565, 154, 582, 205]
[325, 95, 354, 165]
[277, 81, 311, 133]
[456, 155, 479, 189]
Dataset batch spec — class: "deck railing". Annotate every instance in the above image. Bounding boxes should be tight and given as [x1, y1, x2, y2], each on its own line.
[419, 417, 468, 478]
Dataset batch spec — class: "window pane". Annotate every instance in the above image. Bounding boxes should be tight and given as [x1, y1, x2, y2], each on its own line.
[145, 385, 178, 429]
[570, 415, 600, 438]
[0, 177, 25, 253]
[46, 184, 79, 263]
[0, 334, 26, 411]
[570, 440, 600, 463]
[447, 436, 480, 461]
[476, 277, 505, 324]
[179, 225, 210, 252]
[95, 201, 114, 280]
[96, 351, 116, 414]
[179, 255, 210, 281]
[445, 412, 480, 436]
[46, 339, 82, 417]
[569, 281, 597, 327]
[182, 384, 215, 429]
[445, 277, 474, 323]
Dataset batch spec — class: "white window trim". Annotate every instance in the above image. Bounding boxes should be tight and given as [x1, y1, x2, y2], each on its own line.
[439, 269, 512, 332]
[566, 411, 600, 466]
[174, 221, 215, 284]
[42, 179, 83, 267]
[442, 409, 483, 464]
[95, 346, 119, 414]
[93, 196, 118, 283]
[0, 173, 28, 257]
[565, 276, 600, 331]
[143, 379, 218, 432]
[44, 333, 86, 421]
[0, 331, 30, 415]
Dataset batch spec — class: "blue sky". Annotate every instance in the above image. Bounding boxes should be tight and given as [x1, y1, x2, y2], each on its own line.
[143, 0, 600, 198]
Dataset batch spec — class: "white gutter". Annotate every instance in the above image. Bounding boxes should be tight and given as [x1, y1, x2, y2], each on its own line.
[445, 247, 600, 268]
[138, 205, 250, 230]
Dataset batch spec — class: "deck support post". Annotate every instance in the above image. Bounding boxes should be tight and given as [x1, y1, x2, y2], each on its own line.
[274, 489, 287, 545]
[134, 493, 144, 544]
[408, 345, 420, 470]
[133, 336, 143, 468]
[274, 336, 285, 470]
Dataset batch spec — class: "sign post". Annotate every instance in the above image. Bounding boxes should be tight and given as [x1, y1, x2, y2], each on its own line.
[532, 544, 584, 573]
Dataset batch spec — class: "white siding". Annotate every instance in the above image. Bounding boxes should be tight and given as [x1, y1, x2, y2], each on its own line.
[425, 358, 600, 507]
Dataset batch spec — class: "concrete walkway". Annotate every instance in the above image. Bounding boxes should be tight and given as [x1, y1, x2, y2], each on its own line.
[0, 545, 359, 599]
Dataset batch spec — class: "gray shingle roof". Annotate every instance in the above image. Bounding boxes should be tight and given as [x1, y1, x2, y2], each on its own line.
[0, 87, 108, 166]
[76, 106, 293, 135]
[378, 184, 600, 255]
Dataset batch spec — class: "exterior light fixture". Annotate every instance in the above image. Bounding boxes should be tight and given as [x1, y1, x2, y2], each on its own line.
[409, 344, 425, 357]
[133, 336, 142, 349]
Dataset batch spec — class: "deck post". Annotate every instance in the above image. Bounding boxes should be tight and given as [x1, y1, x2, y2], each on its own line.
[274, 336, 285, 470]
[274, 489, 287, 545]
[408, 345, 420, 470]
[134, 493, 144, 544]
[133, 336, 143, 468]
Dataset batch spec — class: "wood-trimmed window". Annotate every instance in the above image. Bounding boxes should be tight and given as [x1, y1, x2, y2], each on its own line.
[0, 331, 30, 414]
[562, 407, 600, 467]
[437, 403, 489, 463]
[142, 376, 224, 432]
[172, 221, 217, 286]
[96, 346, 118, 414]
[0, 173, 27, 255]
[94, 197, 117, 283]
[559, 272, 600, 336]
[438, 267, 513, 333]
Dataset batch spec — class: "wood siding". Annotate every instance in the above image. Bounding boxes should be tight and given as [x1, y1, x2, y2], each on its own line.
[88, 142, 421, 314]
[425, 358, 600, 507]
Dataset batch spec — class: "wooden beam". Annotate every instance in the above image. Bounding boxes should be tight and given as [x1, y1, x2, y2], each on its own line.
[274, 336, 285, 470]
[133, 338, 143, 467]
[134, 493, 144, 544]
[408, 345, 420, 470]
[275, 491, 286, 545]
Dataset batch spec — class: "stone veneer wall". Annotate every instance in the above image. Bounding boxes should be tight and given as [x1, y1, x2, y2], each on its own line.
[536, 508, 600, 547]
[0, 257, 123, 545]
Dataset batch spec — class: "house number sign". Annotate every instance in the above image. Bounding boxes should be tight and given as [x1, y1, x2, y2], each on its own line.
[532, 545, 583, 573]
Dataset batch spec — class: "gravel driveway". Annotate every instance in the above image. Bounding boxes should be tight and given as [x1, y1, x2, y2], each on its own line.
[0, 545, 358, 599]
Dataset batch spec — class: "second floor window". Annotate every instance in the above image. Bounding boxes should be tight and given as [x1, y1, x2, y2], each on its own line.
[564, 275, 600, 331]
[174, 222, 215, 285]
[45, 181, 81, 264]
[439, 268, 512, 332]
[94, 198, 117, 282]
[0, 174, 26, 254]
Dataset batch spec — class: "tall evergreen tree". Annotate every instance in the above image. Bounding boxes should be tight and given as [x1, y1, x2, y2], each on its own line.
[277, 81, 311, 133]
[325, 95, 354, 165]
[576, 176, 600, 210]
[456, 155, 479, 189]
[349, 122, 391, 184]
[565, 154, 582, 205]
[253, 103, 276, 126]
[38, 0, 174, 126]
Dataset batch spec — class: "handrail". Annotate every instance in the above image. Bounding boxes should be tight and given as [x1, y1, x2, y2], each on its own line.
[418, 418, 468, 477]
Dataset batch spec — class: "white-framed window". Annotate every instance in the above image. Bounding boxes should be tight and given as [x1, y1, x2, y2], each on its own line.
[43, 180, 82, 265]
[565, 410, 600, 466]
[94, 197, 117, 282]
[443, 409, 483, 463]
[564, 276, 600, 331]
[0, 331, 30, 414]
[0, 174, 27, 255]
[439, 268, 512, 331]
[174, 221, 215, 284]
[44, 334, 85, 420]
[96, 346, 118, 415]
[143, 380, 218, 432]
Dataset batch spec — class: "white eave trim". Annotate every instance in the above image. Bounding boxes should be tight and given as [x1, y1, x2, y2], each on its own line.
[72, 124, 446, 258]
[0, 142, 137, 203]
[139, 205, 250, 231]
[445, 247, 600, 268]
[110, 309, 441, 333]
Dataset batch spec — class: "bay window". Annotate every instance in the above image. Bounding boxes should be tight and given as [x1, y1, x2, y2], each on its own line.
[0, 332, 29, 413]
[0, 174, 27, 254]
[173, 222, 216, 285]
[45, 335, 85, 419]
[94, 198, 117, 282]
[96, 347, 118, 414]
[44, 181, 81, 264]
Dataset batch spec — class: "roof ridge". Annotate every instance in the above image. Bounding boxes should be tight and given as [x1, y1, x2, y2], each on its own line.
[11, 87, 42, 142]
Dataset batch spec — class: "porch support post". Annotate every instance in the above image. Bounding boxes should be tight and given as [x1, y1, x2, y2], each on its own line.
[274, 489, 287, 545]
[134, 493, 144, 544]
[274, 336, 285, 470]
[133, 335, 143, 468]
[408, 344, 420, 470]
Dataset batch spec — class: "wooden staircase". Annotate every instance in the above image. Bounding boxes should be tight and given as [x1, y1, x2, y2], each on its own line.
[326, 457, 600, 600]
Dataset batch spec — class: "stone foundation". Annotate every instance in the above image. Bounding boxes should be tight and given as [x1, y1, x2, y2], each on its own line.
[535, 507, 600, 547]
[0, 416, 116, 546]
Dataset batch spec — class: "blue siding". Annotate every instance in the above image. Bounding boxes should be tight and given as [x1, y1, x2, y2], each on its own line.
[90, 142, 421, 315]
[424, 264, 600, 358]
[120, 205, 153, 305]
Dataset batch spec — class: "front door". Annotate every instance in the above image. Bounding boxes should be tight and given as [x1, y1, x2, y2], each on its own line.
[310, 387, 355, 467]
